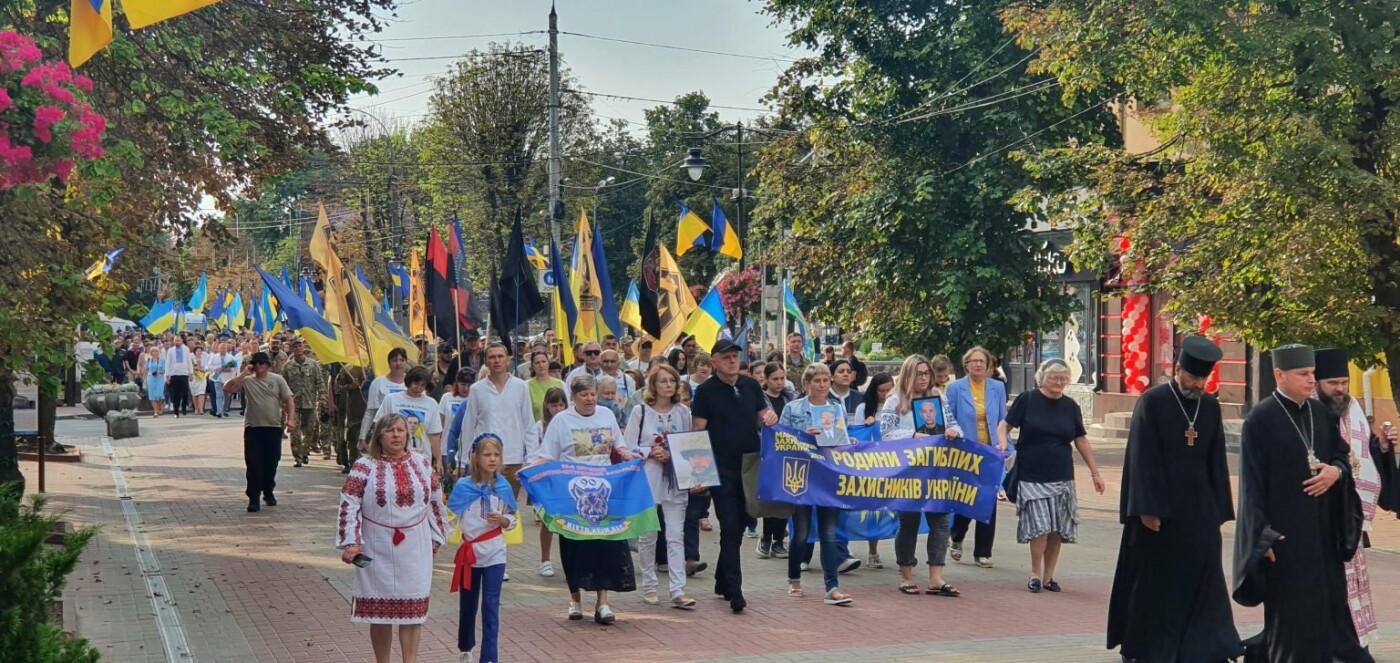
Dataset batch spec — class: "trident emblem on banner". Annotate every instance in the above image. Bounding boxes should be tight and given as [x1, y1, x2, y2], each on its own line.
[783, 457, 810, 497]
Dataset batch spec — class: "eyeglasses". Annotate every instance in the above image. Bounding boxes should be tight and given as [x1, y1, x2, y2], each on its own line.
[584, 350, 601, 356]
[915, 370, 931, 378]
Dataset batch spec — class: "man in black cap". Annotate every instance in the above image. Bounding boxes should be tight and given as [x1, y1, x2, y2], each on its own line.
[1314, 348, 1398, 661]
[689, 338, 778, 613]
[224, 352, 295, 513]
[1108, 335, 1241, 662]
[1233, 344, 1362, 663]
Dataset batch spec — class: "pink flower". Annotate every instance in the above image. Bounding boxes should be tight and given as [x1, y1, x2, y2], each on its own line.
[0, 31, 41, 72]
[73, 74, 94, 92]
[32, 105, 64, 144]
[46, 158, 75, 183]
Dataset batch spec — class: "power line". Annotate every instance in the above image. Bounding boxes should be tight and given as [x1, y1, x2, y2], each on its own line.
[357, 30, 544, 44]
[565, 88, 770, 114]
[559, 31, 802, 63]
[941, 95, 1112, 177]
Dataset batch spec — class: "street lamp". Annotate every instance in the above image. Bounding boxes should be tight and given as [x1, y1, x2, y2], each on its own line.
[681, 147, 708, 181]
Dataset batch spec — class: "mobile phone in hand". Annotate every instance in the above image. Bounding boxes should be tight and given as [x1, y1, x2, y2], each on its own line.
[351, 554, 373, 568]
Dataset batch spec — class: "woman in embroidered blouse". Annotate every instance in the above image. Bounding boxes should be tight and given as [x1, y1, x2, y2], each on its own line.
[337, 413, 446, 663]
[622, 363, 696, 609]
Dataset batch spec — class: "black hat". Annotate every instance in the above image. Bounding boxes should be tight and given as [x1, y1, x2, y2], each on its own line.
[711, 339, 740, 355]
[1271, 344, 1314, 371]
[1314, 348, 1349, 380]
[1177, 335, 1223, 377]
[680, 447, 711, 460]
[249, 351, 271, 365]
[463, 329, 481, 341]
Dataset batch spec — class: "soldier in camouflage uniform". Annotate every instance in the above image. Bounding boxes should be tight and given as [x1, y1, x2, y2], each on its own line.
[267, 337, 290, 374]
[281, 339, 324, 467]
[328, 362, 368, 474]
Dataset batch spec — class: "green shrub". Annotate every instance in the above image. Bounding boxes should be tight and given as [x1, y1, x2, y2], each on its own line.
[0, 491, 100, 663]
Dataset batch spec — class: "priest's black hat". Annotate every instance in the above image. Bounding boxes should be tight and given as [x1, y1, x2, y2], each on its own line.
[1314, 348, 1349, 380]
[1271, 343, 1314, 371]
[1177, 335, 1223, 377]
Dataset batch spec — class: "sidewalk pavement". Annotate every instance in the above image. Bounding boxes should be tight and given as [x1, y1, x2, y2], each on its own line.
[20, 414, 1400, 662]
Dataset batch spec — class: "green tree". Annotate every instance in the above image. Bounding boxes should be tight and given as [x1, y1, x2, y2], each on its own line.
[755, 0, 1119, 357]
[0, 493, 100, 663]
[1002, 1, 1400, 393]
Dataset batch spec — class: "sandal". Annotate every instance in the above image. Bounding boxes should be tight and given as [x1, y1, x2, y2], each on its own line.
[898, 583, 920, 595]
[787, 585, 805, 598]
[642, 591, 659, 605]
[671, 595, 697, 609]
[926, 583, 961, 597]
[1044, 579, 1062, 592]
[1027, 578, 1042, 593]
[823, 589, 854, 606]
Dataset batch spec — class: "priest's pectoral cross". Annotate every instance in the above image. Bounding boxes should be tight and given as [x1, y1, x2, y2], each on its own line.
[1185, 426, 1197, 447]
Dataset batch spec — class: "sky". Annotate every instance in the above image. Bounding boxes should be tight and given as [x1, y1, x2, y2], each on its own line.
[343, 0, 810, 128]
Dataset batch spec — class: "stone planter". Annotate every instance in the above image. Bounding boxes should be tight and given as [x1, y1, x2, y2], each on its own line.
[84, 387, 141, 417]
[106, 417, 138, 440]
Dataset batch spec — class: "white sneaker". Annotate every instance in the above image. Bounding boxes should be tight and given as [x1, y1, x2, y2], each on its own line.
[458, 652, 474, 663]
[867, 552, 884, 569]
[539, 561, 555, 577]
[503, 571, 510, 581]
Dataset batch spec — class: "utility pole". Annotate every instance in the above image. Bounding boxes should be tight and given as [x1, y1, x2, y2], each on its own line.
[547, 2, 563, 330]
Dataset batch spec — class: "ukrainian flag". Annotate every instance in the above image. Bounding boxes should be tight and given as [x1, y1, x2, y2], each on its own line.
[680, 288, 727, 353]
[123, 0, 221, 29]
[83, 247, 124, 281]
[187, 273, 208, 312]
[620, 280, 642, 332]
[675, 198, 710, 257]
[139, 299, 176, 335]
[346, 266, 419, 376]
[387, 261, 410, 299]
[524, 238, 549, 271]
[257, 267, 351, 364]
[227, 293, 245, 332]
[206, 287, 227, 328]
[710, 199, 742, 259]
[69, 0, 113, 67]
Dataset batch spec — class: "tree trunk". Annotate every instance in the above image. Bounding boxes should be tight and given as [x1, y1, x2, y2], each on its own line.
[1384, 346, 1400, 426]
[38, 385, 59, 453]
[0, 368, 24, 498]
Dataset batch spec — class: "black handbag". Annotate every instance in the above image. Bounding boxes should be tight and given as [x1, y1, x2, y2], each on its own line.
[1002, 458, 1020, 503]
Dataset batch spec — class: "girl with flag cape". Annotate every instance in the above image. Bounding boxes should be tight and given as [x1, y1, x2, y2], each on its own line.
[446, 433, 517, 663]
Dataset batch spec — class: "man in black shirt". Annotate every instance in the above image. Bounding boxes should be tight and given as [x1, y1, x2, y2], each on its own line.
[690, 339, 778, 613]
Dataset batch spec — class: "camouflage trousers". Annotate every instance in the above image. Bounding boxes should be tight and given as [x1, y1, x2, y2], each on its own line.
[290, 408, 319, 460]
[331, 415, 363, 469]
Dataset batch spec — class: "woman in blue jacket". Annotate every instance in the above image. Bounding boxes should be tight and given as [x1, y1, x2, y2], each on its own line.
[943, 347, 1009, 567]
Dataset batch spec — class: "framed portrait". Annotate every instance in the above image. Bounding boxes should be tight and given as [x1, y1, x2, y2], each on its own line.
[911, 396, 945, 435]
[667, 430, 720, 490]
[810, 403, 849, 447]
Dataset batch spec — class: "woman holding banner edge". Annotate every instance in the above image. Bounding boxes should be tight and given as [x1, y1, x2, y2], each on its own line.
[880, 355, 963, 597]
[779, 363, 855, 606]
[998, 358, 1104, 594]
[529, 374, 639, 624]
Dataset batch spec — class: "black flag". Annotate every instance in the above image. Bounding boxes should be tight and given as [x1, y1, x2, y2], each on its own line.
[637, 210, 662, 338]
[490, 212, 546, 343]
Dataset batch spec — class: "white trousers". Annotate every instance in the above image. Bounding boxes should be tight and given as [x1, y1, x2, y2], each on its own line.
[638, 493, 687, 598]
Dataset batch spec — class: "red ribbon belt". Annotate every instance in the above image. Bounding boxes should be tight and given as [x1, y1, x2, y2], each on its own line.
[450, 528, 504, 593]
[361, 512, 427, 547]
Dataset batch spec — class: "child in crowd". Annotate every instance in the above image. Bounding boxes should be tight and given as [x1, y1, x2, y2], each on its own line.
[447, 433, 517, 663]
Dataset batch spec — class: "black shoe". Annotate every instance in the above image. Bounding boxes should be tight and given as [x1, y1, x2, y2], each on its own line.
[247, 499, 260, 513]
[1043, 579, 1061, 592]
[294, 460, 303, 468]
[340, 466, 351, 475]
[1027, 578, 1042, 593]
[729, 594, 747, 613]
[263, 494, 277, 507]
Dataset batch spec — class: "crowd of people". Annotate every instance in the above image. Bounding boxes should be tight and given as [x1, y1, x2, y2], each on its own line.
[99, 324, 1400, 663]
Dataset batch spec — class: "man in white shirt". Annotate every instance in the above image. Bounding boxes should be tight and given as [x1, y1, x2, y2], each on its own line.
[163, 335, 196, 417]
[599, 349, 636, 401]
[203, 340, 234, 417]
[454, 343, 538, 501]
[564, 341, 604, 391]
[629, 338, 653, 372]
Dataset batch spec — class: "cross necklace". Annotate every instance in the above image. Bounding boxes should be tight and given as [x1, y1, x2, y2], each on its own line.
[1169, 380, 1202, 446]
[1272, 392, 1320, 470]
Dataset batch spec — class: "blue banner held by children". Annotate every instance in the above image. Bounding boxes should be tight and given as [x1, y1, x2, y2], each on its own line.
[518, 459, 659, 541]
[758, 424, 1005, 524]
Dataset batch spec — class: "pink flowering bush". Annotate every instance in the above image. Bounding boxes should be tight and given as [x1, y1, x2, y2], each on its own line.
[717, 266, 762, 323]
[0, 31, 106, 190]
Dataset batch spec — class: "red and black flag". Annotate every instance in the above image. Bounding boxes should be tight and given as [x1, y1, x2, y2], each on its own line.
[426, 226, 457, 343]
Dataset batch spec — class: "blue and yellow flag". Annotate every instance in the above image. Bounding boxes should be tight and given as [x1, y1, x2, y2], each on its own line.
[619, 280, 641, 332]
[710, 199, 742, 259]
[227, 293, 245, 332]
[257, 267, 351, 364]
[187, 272, 208, 312]
[206, 287, 227, 327]
[84, 247, 124, 281]
[680, 288, 727, 353]
[519, 459, 659, 541]
[524, 237, 549, 271]
[675, 198, 710, 257]
[69, 0, 113, 67]
[347, 265, 419, 375]
[139, 299, 175, 335]
[388, 261, 410, 299]
[550, 234, 578, 365]
[782, 282, 816, 362]
[123, 0, 221, 29]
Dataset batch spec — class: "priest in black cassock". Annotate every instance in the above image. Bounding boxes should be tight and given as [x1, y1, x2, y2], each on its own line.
[1233, 344, 1363, 663]
[1314, 348, 1399, 661]
[1107, 335, 1241, 663]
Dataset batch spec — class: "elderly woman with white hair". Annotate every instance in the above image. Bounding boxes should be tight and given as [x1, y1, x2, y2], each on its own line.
[998, 358, 1105, 594]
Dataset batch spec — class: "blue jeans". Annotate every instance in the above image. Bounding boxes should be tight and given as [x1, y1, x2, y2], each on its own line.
[457, 563, 504, 662]
[789, 505, 841, 592]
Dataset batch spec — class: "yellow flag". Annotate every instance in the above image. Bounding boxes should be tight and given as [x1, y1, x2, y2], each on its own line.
[656, 245, 697, 350]
[310, 203, 366, 366]
[409, 249, 428, 339]
[124, 0, 221, 29]
[347, 267, 419, 376]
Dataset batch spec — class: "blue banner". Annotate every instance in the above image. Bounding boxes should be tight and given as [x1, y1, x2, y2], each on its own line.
[518, 459, 660, 540]
[758, 425, 1005, 523]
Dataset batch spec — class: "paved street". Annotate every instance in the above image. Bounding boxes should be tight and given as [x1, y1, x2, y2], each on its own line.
[21, 414, 1400, 662]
